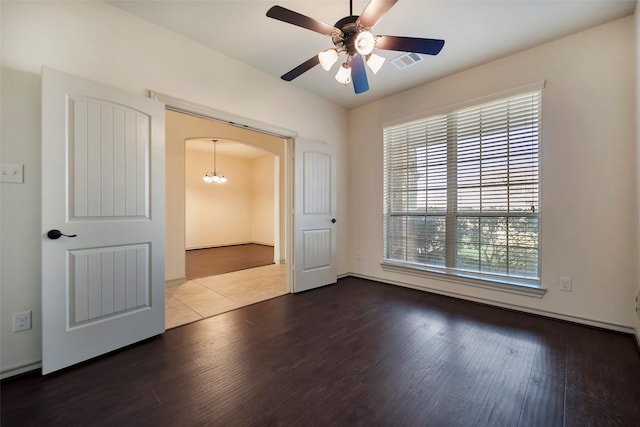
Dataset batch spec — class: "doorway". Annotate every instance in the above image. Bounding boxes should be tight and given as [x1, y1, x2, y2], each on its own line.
[183, 137, 276, 278]
[163, 109, 290, 328]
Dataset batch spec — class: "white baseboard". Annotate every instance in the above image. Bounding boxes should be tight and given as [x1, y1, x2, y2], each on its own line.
[1, 361, 41, 380]
[186, 242, 274, 250]
[344, 272, 635, 335]
[166, 277, 186, 287]
[253, 241, 275, 247]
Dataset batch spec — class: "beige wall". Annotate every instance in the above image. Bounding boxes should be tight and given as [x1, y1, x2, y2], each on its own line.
[0, 1, 347, 377]
[349, 16, 637, 331]
[0, 68, 42, 378]
[252, 156, 276, 246]
[185, 148, 275, 249]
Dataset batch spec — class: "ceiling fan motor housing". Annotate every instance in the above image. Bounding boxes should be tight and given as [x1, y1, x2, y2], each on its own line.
[332, 15, 363, 56]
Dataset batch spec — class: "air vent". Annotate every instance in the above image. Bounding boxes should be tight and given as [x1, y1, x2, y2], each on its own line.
[391, 52, 423, 70]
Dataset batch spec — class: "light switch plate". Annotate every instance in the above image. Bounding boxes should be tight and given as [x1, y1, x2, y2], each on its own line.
[0, 163, 24, 183]
[559, 276, 572, 292]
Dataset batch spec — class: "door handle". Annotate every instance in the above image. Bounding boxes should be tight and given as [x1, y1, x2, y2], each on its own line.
[47, 229, 77, 240]
[331, 218, 337, 224]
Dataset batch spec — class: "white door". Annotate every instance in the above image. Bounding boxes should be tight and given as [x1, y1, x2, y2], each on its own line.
[41, 68, 165, 374]
[293, 139, 337, 292]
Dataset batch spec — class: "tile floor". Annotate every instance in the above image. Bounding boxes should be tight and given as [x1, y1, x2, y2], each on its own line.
[165, 263, 288, 329]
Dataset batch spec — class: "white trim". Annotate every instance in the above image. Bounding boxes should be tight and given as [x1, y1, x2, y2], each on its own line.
[381, 261, 545, 297]
[149, 91, 297, 138]
[0, 361, 41, 380]
[166, 277, 186, 287]
[382, 80, 546, 128]
[252, 241, 275, 247]
[186, 242, 275, 251]
[345, 273, 634, 334]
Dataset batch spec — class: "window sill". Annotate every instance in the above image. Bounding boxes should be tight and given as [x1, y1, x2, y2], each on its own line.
[381, 261, 547, 298]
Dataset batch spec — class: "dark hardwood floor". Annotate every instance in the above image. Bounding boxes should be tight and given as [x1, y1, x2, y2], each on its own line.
[186, 244, 274, 279]
[2, 277, 639, 426]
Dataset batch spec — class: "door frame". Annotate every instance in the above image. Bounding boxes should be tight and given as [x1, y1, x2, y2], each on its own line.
[151, 92, 297, 292]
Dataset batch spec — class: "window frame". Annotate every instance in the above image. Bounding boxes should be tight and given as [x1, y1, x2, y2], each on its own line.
[382, 82, 545, 296]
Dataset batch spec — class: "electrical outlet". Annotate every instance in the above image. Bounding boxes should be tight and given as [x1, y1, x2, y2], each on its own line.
[559, 276, 572, 292]
[13, 310, 32, 332]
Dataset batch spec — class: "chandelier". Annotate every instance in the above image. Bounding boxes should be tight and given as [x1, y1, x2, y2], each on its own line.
[202, 139, 227, 184]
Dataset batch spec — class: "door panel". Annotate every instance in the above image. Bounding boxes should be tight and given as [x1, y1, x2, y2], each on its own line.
[70, 97, 150, 218]
[294, 140, 337, 292]
[69, 244, 149, 325]
[302, 229, 331, 271]
[41, 68, 165, 374]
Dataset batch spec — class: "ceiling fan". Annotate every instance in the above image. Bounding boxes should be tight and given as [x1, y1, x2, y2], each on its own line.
[266, 0, 445, 94]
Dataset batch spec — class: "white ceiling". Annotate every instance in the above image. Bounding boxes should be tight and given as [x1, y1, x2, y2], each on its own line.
[109, 0, 636, 109]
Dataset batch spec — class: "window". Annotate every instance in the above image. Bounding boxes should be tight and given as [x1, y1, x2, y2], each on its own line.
[383, 89, 541, 288]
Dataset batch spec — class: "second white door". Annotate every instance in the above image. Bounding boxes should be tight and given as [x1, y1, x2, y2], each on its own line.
[293, 139, 337, 292]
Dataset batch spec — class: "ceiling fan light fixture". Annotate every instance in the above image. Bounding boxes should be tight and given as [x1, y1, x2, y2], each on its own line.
[355, 31, 375, 56]
[335, 62, 352, 85]
[318, 48, 339, 71]
[366, 53, 385, 74]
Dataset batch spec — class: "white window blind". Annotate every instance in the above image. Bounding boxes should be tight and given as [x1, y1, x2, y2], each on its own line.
[383, 90, 541, 287]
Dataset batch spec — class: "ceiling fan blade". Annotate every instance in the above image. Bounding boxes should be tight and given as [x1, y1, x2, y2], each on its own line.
[376, 36, 445, 55]
[267, 6, 340, 36]
[281, 56, 320, 81]
[357, 0, 398, 29]
[351, 55, 369, 94]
